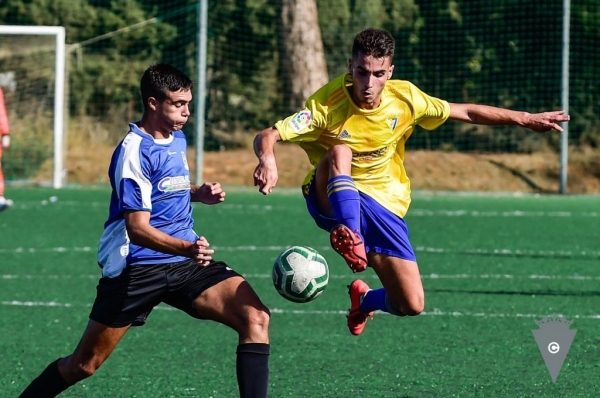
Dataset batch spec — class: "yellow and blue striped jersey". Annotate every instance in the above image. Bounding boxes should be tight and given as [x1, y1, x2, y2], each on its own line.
[275, 73, 450, 218]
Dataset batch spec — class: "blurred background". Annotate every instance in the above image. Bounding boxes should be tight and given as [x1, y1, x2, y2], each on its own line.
[0, 0, 598, 192]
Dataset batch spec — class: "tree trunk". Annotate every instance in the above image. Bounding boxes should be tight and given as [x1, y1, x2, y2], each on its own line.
[277, 0, 329, 112]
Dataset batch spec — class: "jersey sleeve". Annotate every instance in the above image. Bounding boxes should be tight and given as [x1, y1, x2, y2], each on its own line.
[274, 96, 328, 143]
[409, 83, 450, 131]
[119, 142, 153, 212]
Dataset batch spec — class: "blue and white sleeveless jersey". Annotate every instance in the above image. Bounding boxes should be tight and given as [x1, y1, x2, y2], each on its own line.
[97, 123, 197, 278]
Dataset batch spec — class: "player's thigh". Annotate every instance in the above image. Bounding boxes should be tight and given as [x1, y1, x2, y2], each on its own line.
[306, 144, 356, 219]
[192, 276, 270, 342]
[62, 320, 130, 380]
[162, 260, 269, 338]
[312, 156, 334, 216]
[368, 252, 424, 313]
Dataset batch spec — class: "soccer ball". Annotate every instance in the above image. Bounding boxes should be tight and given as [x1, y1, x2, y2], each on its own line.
[272, 246, 329, 303]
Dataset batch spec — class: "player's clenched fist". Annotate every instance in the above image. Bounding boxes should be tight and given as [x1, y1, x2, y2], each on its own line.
[190, 236, 214, 266]
[253, 158, 278, 195]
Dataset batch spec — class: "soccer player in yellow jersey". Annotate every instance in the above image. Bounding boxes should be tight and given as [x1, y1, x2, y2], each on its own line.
[253, 28, 569, 336]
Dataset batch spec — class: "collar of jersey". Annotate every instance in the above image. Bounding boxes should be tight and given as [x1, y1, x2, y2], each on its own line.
[128, 122, 175, 145]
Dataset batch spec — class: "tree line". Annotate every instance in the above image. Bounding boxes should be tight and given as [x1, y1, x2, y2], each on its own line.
[1, 0, 598, 152]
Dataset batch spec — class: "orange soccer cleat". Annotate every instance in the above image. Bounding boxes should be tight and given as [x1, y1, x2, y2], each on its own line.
[346, 279, 374, 336]
[330, 224, 367, 273]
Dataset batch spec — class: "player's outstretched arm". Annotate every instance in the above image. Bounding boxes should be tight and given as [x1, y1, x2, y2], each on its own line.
[448, 103, 570, 133]
[253, 126, 282, 195]
[191, 182, 226, 205]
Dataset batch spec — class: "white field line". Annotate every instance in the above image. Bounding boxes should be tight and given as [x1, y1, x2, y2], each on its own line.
[2, 273, 600, 281]
[408, 209, 599, 217]
[2, 299, 600, 320]
[1, 245, 599, 258]
[7, 199, 600, 217]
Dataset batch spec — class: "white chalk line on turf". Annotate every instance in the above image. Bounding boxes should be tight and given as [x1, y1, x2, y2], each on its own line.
[1, 245, 600, 259]
[3, 273, 600, 281]
[409, 209, 599, 217]
[8, 200, 600, 217]
[2, 300, 600, 320]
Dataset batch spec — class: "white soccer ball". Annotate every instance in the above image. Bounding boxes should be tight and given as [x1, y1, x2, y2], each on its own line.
[272, 246, 329, 303]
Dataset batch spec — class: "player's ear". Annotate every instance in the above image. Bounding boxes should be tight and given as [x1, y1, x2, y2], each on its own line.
[147, 97, 157, 111]
[348, 59, 353, 74]
[388, 65, 395, 79]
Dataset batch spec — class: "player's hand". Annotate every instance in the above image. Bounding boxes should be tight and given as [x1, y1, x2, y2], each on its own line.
[196, 182, 226, 205]
[190, 236, 214, 267]
[253, 157, 278, 195]
[524, 110, 570, 132]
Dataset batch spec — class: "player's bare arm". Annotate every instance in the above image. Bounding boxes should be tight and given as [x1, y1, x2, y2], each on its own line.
[253, 126, 282, 195]
[124, 210, 213, 266]
[191, 182, 226, 204]
[448, 103, 570, 132]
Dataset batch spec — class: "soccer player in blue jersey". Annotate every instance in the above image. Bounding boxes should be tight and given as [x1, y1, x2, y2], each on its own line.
[253, 28, 569, 336]
[20, 64, 271, 397]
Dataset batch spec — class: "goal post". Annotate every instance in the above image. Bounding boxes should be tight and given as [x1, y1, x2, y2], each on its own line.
[0, 25, 66, 189]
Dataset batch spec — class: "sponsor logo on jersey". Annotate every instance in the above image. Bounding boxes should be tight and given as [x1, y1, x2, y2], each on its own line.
[352, 147, 388, 161]
[337, 129, 351, 139]
[289, 110, 312, 132]
[158, 175, 191, 192]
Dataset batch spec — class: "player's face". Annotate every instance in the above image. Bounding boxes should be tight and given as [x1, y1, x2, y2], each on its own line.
[155, 89, 192, 131]
[348, 52, 394, 109]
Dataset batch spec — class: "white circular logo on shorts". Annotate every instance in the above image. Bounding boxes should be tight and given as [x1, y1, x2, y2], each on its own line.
[548, 342, 560, 354]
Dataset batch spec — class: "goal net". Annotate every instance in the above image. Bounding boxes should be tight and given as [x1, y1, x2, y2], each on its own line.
[0, 26, 65, 188]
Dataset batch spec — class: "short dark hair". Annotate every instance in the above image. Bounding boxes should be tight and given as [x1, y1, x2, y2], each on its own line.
[140, 64, 193, 110]
[351, 28, 395, 60]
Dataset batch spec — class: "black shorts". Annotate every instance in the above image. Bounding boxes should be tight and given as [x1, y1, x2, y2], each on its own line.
[89, 259, 241, 327]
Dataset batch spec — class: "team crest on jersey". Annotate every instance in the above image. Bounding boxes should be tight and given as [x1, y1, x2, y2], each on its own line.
[181, 151, 189, 170]
[387, 117, 398, 131]
[289, 110, 312, 132]
[337, 129, 351, 140]
[158, 175, 191, 192]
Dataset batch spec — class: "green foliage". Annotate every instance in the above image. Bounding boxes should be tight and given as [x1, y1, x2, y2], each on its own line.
[1, 0, 599, 154]
[317, 0, 418, 77]
[205, 0, 278, 149]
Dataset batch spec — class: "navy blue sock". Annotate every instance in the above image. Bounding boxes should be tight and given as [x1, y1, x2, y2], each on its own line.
[19, 358, 70, 398]
[361, 288, 406, 316]
[327, 175, 360, 232]
[236, 343, 270, 398]
[360, 287, 387, 313]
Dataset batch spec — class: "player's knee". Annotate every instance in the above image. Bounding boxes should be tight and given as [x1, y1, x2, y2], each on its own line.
[389, 294, 424, 316]
[403, 295, 425, 316]
[248, 307, 271, 331]
[325, 145, 353, 175]
[62, 358, 100, 382]
[242, 307, 270, 339]
[328, 144, 352, 161]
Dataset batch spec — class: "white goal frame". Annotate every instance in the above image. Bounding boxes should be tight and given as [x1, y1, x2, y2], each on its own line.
[0, 25, 66, 189]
